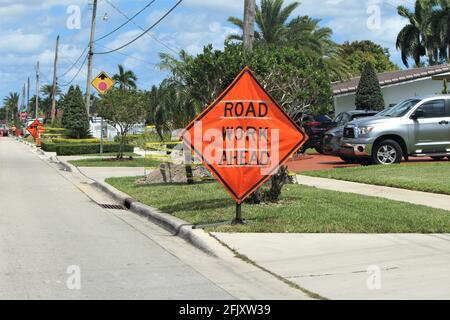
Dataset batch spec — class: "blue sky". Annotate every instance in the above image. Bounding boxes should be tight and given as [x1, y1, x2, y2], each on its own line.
[0, 0, 415, 103]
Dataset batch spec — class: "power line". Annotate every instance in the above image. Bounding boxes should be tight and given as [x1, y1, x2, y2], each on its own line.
[60, 54, 88, 87]
[95, 0, 157, 42]
[95, 43, 159, 67]
[57, 4, 91, 79]
[103, 0, 180, 55]
[95, 0, 183, 55]
[59, 46, 88, 78]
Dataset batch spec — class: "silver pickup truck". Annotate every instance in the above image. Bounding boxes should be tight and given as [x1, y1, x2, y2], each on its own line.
[340, 95, 450, 165]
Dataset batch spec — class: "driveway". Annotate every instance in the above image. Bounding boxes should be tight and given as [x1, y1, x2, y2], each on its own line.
[287, 154, 449, 173]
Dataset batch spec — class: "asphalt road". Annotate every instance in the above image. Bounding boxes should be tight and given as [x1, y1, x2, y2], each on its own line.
[0, 138, 233, 299]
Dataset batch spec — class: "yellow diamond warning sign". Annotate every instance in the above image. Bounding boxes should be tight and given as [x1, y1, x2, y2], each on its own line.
[92, 71, 115, 95]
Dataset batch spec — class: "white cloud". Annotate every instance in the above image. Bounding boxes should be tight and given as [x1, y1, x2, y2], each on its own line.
[0, 29, 47, 53]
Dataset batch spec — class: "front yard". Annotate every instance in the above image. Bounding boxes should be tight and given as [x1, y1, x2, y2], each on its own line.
[106, 177, 450, 233]
[69, 157, 161, 168]
[302, 162, 450, 195]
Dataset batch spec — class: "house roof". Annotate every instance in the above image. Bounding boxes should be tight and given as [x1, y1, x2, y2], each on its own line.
[332, 64, 450, 96]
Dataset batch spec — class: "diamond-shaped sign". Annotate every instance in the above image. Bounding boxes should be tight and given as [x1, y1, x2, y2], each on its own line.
[26, 119, 42, 139]
[92, 71, 115, 95]
[181, 67, 308, 204]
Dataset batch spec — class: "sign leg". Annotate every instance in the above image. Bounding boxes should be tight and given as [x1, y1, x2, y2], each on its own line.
[100, 117, 104, 154]
[232, 203, 245, 225]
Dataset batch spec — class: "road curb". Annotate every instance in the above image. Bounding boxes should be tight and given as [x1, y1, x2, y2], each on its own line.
[90, 179, 219, 257]
[52, 155, 221, 257]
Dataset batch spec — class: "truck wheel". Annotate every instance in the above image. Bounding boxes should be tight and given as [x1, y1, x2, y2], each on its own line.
[372, 139, 402, 165]
[431, 156, 445, 161]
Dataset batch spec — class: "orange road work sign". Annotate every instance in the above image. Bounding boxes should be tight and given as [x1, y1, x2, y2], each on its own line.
[92, 71, 115, 95]
[26, 119, 43, 139]
[181, 67, 308, 204]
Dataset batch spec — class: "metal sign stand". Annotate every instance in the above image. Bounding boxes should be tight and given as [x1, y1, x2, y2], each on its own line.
[231, 203, 245, 225]
[100, 117, 104, 154]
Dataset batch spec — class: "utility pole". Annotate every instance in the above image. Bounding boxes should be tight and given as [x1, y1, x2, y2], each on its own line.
[35, 61, 40, 120]
[51, 35, 60, 124]
[243, 0, 256, 51]
[22, 84, 26, 111]
[85, 0, 98, 115]
[27, 77, 30, 114]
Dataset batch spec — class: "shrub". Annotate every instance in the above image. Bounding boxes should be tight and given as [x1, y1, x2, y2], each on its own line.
[54, 143, 134, 156]
[61, 86, 91, 138]
[41, 141, 57, 152]
[355, 62, 385, 110]
[44, 127, 67, 133]
[52, 138, 100, 144]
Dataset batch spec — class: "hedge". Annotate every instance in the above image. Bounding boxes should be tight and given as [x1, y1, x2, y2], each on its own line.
[52, 138, 100, 144]
[43, 127, 66, 133]
[54, 143, 134, 156]
[41, 141, 57, 152]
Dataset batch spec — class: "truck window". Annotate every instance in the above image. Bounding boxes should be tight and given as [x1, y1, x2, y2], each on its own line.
[416, 100, 446, 118]
[384, 99, 421, 117]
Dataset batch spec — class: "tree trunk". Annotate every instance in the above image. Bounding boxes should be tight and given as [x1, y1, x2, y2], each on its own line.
[184, 150, 194, 185]
[118, 132, 126, 160]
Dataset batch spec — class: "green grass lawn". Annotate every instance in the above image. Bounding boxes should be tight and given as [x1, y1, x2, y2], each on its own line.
[106, 177, 450, 233]
[76, 152, 139, 157]
[69, 157, 161, 168]
[302, 162, 450, 195]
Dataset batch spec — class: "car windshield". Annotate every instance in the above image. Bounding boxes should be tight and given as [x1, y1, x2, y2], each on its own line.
[351, 113, 376, 120]
[313, 115, 332, 123]
[383, 99, 421, 117]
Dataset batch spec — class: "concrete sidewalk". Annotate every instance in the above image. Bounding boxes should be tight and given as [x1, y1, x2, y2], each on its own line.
[57, 156, 146, 182]
[296, 175, 450, 211]
[76, 167, 145, 182]
[213, 233, 450, 300]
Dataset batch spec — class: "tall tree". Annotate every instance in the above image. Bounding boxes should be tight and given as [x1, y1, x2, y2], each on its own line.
[355, 62, 385, 111]
[40, 84, 61, 120]
[341, 40, 399, 76]
[228, 1, 350, 81]
[61, 86, 91, 139]
[430, 0, 450, 61]
[112, 64, 138, 91]
[396, 0, 435, 67]
[3, 92, 20, 124]
[97, 89, 146, 159]
[228, 0, 300, 44]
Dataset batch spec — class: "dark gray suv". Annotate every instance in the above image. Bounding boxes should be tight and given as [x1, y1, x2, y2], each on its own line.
[340, 96, 450, 165]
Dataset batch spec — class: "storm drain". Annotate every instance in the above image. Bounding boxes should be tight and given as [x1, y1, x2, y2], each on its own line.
[99, 204, 126, 210]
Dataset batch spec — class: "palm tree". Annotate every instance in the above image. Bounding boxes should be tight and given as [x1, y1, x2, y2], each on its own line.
[430, 0, 450, 61]
[286, 16, 351, 80]
[228, 0, 300, 44]
[228, 0, 350, 80]
[41, 84, 61, 100]
[112, 64, 137, 91]
[3, 92, 19, 124]
[396, 1, 434, 67]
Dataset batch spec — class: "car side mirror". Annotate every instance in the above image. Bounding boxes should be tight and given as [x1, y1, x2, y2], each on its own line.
[412, 109, 425, 119]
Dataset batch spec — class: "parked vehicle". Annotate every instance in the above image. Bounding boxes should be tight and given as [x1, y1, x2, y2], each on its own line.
[322, 110, 379, 162]
[291, 112, 334, 153]
[340, 96, 450, 165]
[0, 124, 8, 137]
